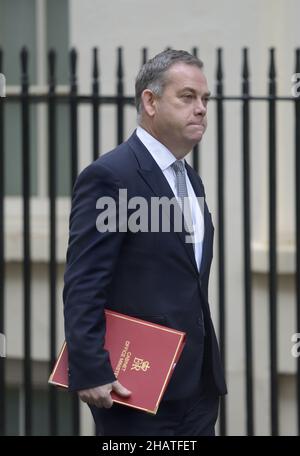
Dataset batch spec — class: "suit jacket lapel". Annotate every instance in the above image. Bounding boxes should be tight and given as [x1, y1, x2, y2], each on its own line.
[128, 133, 199, 274]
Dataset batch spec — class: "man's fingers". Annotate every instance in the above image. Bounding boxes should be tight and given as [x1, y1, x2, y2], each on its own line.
[94, 394, 113, 409]
[78, 382, 130, 408]
[112, 380, 132, 397]
[101, 395, 114, 409]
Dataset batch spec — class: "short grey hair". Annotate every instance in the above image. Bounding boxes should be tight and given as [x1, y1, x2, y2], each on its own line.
[135, 49, 204, 116]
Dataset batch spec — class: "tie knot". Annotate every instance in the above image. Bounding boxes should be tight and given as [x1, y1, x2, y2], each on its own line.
[171, 160, 185, 174]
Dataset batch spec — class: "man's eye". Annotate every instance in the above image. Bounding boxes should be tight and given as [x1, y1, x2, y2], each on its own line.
[183, 94, 193, 99]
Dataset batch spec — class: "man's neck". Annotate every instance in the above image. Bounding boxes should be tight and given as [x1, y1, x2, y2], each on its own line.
[138, 122, 189, 159]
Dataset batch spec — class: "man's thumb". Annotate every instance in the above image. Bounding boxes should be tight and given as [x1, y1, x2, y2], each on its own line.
[112, 380, 132, 397]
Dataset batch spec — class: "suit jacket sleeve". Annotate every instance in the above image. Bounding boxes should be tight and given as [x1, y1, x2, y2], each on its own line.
[63, 162, 126, 391]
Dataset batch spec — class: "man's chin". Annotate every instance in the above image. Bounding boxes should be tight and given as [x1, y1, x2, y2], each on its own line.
[188, 133, 204, 147]
[186, 127, 206, 143]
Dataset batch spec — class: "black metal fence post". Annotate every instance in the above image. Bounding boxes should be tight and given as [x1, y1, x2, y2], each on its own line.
[92, 48, 100, 161]
[70, 48, 79, 190]
[0, 47, 5, 437]
[295, 47, 300, 437]
[20, 46, 32, 436]
[268, 48, 279, 436]
[117, 47, 124, 145]
[69, 48, 80, 436]
[142, 48, 148, 66]
[192, 47, 200, 173]
[242, 48, 254, 436]
[48, 49, 58, 436]
[216, 48, 227, 436]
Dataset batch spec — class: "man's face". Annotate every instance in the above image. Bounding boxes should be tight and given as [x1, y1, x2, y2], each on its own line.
[151, 63, 210, 156]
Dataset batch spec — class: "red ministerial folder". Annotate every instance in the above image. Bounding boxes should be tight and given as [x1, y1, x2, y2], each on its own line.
[49, 310, 186, 414]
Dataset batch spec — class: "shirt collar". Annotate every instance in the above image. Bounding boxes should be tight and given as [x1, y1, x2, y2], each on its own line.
[136, 126, 184, 171]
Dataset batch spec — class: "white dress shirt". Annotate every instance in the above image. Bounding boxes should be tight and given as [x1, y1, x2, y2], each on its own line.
[136, 126, 204, 271]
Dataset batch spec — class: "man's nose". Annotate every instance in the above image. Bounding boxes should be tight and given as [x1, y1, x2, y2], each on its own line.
[195, 99, 207, 116]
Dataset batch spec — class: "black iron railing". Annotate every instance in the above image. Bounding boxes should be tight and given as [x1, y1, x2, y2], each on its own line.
[0, 46, 299, 436]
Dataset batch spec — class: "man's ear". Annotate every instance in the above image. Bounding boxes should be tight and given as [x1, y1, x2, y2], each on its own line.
[141, 89, 157, 117]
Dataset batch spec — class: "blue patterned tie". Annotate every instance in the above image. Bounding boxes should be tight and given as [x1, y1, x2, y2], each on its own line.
[171, 160, 194, 236]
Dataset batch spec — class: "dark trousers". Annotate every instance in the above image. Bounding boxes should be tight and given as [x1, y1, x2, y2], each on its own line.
[90, 371, 219, 436]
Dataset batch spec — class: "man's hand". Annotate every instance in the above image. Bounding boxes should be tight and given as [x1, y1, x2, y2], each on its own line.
[78, 380, 131, 409]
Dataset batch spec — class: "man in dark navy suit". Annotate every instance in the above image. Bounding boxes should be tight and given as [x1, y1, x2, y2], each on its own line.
[63, 49, 227, 436]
